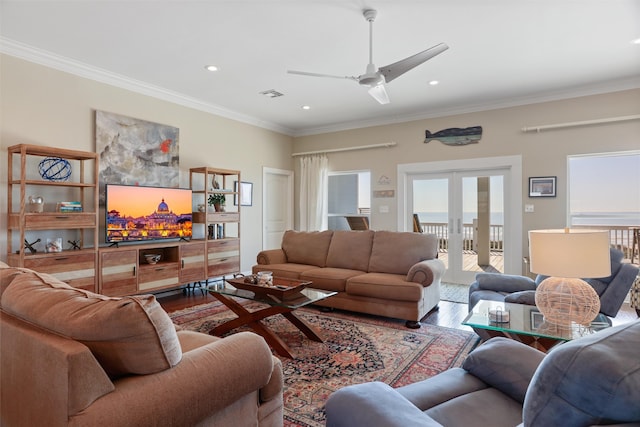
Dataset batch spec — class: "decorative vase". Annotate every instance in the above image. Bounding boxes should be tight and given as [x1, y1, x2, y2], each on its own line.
[214, 203, 224, 212]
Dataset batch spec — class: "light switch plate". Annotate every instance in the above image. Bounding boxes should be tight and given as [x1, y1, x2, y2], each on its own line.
[525, 204, 534, 213]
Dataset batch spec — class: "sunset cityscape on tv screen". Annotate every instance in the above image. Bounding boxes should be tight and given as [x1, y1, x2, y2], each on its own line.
[106, 184, 192, 242]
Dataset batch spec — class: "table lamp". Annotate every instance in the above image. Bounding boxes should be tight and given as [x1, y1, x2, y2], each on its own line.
[528, 228, 611, 326]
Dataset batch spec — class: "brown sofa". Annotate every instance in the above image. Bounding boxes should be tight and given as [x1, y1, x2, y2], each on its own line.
[253, 230, 445, 328]
[0, 264, 283, 427]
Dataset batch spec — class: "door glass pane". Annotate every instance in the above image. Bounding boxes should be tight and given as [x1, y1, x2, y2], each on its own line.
[462, 176, 478, 272]
[413, 178, 449, 270]
[462, 175, 504, 274]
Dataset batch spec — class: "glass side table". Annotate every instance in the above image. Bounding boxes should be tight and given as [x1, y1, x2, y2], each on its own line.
[463, 299, 610, 352]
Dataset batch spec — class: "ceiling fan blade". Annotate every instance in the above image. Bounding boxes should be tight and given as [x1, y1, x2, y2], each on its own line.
[368, 84, 390, 105]
[288, 70, 358, 81]
[378, 43, 449, 83]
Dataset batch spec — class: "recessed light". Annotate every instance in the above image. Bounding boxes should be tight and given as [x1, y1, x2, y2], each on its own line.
[205, 65, 218, 72]
[429, 80, 439, 86]
[632, 38, 640, 45]
[302, 105, 311, 110]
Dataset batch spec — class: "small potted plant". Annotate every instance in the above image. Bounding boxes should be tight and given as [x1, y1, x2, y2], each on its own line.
[208, 193, 226, 212]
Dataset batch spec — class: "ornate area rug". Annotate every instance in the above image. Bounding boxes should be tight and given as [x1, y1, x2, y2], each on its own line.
[169, 301, 479, 427]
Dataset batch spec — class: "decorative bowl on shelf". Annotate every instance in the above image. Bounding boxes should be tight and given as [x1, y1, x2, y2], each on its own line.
[144, 254, 161, 264]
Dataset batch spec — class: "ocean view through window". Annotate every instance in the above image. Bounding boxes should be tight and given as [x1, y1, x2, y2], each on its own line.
[569, 152, 640, 262]
[569, 152, 640, 227]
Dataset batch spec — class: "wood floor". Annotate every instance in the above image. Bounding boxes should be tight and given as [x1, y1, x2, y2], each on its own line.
[158, 289, 638, 331]
[438, 251, 504, 274]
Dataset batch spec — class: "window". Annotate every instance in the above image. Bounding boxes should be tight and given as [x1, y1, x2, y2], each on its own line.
[327, 171, 371, 230]
[568, 152, 640, 227]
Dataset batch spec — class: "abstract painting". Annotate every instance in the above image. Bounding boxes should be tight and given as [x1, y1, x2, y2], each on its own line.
[96, 111, 179, 202]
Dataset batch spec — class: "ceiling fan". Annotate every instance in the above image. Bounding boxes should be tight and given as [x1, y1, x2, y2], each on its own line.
[288, 9, 449, 105]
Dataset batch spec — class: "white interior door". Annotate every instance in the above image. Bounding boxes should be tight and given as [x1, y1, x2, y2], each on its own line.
[263, 167, 293, 250]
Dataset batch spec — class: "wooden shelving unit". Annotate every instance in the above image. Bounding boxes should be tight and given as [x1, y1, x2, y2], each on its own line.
[6, 144, 99, 291]
[189, 167, 241, 279]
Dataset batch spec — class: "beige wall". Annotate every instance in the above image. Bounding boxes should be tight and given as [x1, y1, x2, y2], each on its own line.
[293, 89, 640, 269]
[2, 53, 639, 275]
[0, 54, 295, 269]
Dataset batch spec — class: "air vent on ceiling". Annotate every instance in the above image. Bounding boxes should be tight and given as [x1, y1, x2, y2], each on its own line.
[259, 89, 284, 98]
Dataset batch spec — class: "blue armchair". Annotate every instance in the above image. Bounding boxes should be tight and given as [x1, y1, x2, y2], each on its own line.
[468, 248, 638, 319]
[325, 320, 640, 427]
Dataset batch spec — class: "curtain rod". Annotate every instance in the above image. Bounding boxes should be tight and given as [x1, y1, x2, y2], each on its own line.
[521, 114, 640, 133]
[291, 142, 397, 157]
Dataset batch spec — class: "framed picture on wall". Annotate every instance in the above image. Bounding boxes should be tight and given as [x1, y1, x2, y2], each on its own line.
[234, 181, 253, 206]
[529, 176, 556, 197]
[530, 310, 545, 329]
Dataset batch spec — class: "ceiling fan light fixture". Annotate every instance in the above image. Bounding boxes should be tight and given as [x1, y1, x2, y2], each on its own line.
[368, 84, 390, 105]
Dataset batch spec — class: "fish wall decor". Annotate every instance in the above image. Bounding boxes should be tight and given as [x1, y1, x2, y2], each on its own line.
[424, 126, 482, 146]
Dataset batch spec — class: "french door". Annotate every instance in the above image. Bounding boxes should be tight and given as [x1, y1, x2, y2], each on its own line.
[399, 156, 522, 285]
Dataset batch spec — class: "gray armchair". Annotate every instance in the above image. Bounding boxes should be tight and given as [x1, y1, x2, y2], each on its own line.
[325, 320, 640, 427]
[468, 247, 639, 319]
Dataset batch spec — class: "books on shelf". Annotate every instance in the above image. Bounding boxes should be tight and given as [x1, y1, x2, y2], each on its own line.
[56, 201, 83, 212]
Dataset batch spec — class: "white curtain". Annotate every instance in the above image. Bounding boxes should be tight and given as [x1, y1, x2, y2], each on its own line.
[299, 154, 328, 231]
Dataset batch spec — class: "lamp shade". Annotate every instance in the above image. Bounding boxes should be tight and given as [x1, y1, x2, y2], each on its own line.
[528, 228, 611, 278]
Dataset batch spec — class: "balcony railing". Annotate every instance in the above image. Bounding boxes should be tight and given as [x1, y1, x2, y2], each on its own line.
[572, 225, 638, 263]
[421, 222, 504, 252]
[419, 221, 638, 264]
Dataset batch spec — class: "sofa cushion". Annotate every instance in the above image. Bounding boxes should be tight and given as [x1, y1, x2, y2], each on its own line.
[1, 269, 182, 378]
[524, 320, 640, 426]
[368, 231, 438, 275]
[504, 290, 536, 305]
[346, 273, 423, 302]
[476, 273, 537, 292]
[462, 337, 544, 404]
[300, 268, 365, 292]
[253, 263, 315, 279]
[326, 230, 374, 272]
[282, 230, 334, 267]
[425, 388, 523, 427]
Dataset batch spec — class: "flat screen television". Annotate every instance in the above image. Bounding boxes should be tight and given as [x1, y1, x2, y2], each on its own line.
[105, 184, 192, 243]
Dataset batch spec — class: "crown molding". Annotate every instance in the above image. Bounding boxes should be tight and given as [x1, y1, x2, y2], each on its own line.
[3, 37, 638, 139]
[0, 37, 296, 136]
[291, 77, 640, 137]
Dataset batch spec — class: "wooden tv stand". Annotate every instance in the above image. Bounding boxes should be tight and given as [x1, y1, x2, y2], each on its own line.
[98, 240, 208, 297]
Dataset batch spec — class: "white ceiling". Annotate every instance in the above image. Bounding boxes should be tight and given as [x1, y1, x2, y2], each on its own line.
[1, 0, 639, 136]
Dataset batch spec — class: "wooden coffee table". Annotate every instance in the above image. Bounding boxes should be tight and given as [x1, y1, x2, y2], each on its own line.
[208, 278, 336, 358]
[463, 299, 610, 352]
